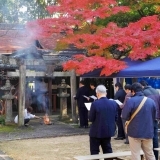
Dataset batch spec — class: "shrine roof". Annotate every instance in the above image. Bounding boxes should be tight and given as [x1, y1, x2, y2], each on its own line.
[0, 23, 61, 54]
[0, 23, 86, 70]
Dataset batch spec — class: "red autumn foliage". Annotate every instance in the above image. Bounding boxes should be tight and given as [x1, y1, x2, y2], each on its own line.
[26, 0, 160, 76]
[26, 0, 130, 38]
[63, 55, 127, 76]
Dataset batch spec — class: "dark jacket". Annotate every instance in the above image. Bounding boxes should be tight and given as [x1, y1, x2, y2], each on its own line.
[89, 97, 118, 138]
[74, 86, 89, 108]
[89, 88, 97, 102]
[120, 92, 132, 109]
[143, 86, 160, 119]
[114, 88, 126, 114]
[122, 91, 156, 139]
[114, 88, 126, 103]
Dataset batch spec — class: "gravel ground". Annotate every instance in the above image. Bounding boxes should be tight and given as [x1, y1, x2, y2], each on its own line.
[0, 115, 154, 160]
[0, 135, 130, 160]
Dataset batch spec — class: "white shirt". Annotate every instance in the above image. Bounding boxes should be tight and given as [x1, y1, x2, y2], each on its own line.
[14, 109, 35, 123]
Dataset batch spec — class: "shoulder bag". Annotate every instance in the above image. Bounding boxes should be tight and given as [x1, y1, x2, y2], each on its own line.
[125, 96, 147, 134]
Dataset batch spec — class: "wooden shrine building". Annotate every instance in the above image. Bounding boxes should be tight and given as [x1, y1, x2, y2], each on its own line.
[0, 23, 86, 125]
[0, 23, 114, 126]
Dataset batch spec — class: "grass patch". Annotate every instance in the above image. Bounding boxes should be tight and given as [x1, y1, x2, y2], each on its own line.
[0, 124, 18, 133]
[0, 115, 33, 133]
[0, 115, 5, 125]
[0, 123, 34, 133]
[0, 115, 18, 133]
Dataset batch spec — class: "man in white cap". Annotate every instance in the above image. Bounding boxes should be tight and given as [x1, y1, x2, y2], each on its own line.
[89, 85, 118, 156]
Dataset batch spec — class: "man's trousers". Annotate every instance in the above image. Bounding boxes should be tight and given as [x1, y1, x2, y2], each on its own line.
[128, 136, 155, 160]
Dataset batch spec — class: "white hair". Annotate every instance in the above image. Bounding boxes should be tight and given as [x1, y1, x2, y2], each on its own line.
[96, 85, 107, 94]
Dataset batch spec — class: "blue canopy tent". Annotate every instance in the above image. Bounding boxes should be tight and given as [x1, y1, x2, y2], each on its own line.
[82, 57, 160, 78]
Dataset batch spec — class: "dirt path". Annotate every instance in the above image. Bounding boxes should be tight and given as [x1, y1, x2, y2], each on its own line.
[0, 135, 130, 160]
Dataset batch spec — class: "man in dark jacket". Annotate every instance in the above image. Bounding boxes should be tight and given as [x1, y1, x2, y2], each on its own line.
[114, 82, 126, 140]
[74, 80, 90, 128]
[122, 82, 156, 160]
[88, 81, 97, 102]
[140, 80, 160, 160]
[89, 85, 118, 155]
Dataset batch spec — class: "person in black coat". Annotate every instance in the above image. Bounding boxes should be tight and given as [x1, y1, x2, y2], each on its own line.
[88, 82, 97, 102]
[114, 82, 126, 140]
[89, 85, 118, 155]
[74, 80, 90, 128]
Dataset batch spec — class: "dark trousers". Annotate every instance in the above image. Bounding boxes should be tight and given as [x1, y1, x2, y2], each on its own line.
[122, 119, 129, 142]
[116, 109, 125, 138]
[90, 137, 112, 155]
[78, 107, 88, 127]
[153, 120, 159, 160]
[24, 118, 30, 125]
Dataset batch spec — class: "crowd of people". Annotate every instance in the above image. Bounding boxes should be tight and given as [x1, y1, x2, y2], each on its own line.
[74, 80, 160, 160]
[11, 78, 160, 159]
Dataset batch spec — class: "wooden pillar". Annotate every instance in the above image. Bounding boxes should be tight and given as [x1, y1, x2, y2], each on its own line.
[25, 78, 30, 107]
[46, 64, 54, 115]
[52, 94, 57, 112]
[70, 70, 78, 123]
[113, 78, 117, 94]
[108, 79, 114, 98]
[48, 77, 52, 115]
[120, 78, 125, 87]
[18, 60, 26, 126]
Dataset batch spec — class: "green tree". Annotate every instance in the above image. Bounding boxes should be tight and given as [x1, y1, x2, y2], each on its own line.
[0, 0, 55, 23]
[96, 1, 159, 27]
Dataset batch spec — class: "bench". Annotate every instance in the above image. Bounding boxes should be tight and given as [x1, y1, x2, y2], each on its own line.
[74, 150, 144, 160]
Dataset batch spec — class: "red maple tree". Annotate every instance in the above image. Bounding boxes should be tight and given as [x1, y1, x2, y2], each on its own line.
[26, 0, 160, 76]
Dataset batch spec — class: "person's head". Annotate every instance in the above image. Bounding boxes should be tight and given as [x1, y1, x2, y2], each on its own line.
[124, 84, 131, 94]
[96, 85, 107, 99]
[139, 80, 148, 88]
[131, 82, 142, 95]
[115, 82, 122, 92]
[27, 107, 33, 113]
[90, 82, 96, 90]
[79, 80, 85, 87]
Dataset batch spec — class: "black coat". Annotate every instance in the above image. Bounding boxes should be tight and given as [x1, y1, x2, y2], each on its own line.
[114, 88, 126, 103]
[89, 88, 97, 102]
[74, 86, 89, 108]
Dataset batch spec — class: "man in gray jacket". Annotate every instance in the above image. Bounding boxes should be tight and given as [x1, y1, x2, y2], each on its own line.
[122, 82, 156, 160]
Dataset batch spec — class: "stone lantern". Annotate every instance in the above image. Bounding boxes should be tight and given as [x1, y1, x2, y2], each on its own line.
[1, 80, 15, 123]
[57, 79, 70, 119]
